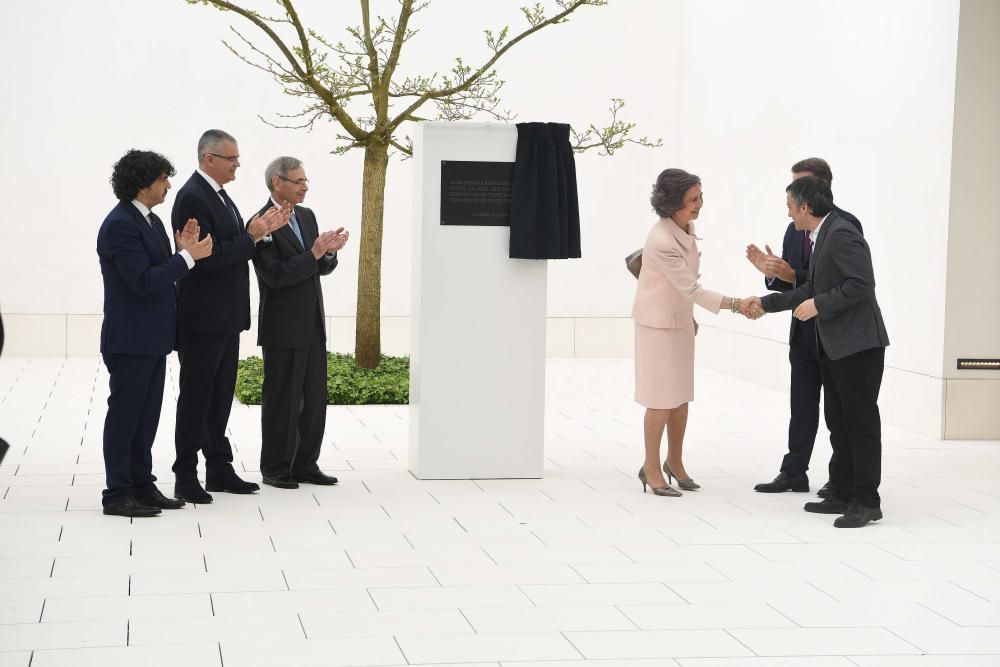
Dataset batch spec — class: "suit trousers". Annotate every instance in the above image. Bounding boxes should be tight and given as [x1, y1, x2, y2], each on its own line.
[173, 332, 239, 481]
[780, 321, 823, 476]
[260, 317, 327, 477]
[102, 353, 164, 504]
[820, 345, 885, 508]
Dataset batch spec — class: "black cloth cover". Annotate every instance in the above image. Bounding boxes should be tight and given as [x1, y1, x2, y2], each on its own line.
[509, 122, 581, 259]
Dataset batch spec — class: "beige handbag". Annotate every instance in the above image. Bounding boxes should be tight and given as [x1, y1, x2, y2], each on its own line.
[625, 248, 643, 279]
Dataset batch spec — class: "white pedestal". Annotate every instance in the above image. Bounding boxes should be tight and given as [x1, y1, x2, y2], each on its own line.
[408, 122, 546, 479]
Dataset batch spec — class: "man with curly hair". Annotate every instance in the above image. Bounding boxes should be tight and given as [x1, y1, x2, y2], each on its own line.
[97, 149, 212, 517]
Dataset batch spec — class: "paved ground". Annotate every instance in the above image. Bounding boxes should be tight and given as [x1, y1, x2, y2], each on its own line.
[1, 356, 999, 666]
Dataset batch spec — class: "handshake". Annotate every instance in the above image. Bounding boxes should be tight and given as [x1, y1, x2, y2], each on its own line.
[742, 242, 820, 322]
[735, 296, 765, 320]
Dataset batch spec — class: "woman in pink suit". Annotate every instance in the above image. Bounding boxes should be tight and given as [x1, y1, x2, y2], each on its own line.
[632, 169, 749, 496]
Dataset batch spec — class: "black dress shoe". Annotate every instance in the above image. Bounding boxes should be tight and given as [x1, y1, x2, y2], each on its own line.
[135, 486, 186, 510]
[262, 474, 299, 489]
[205, 472, 260, 494]
[834, 503, 883, 528]
[816, 481, 833, 499]
[754, 471, 809, 493]
[103, 496, 162, 518]
[293, 470, 338, 486]
[0, 437, 9, 465]
[803, 497, 850, 514]
[174, 480, 214, 504]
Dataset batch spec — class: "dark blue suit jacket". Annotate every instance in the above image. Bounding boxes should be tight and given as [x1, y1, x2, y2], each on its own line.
[766, 205, 862, 344]
[97, 201, 189, 355]
[172, 172, 257, 336]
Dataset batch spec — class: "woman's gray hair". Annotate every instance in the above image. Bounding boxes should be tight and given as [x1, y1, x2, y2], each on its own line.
[197, 129, 237, 161]
[650, 168, 700, 219]
[265, 156, 303, 191]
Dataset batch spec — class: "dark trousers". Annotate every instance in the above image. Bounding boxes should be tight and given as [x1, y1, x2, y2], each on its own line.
[820, 345, 885, 508]
[173, 332, 239, 481]
[780, 324, 823, 476]
[102, 353, 165, 504]
[260, 318, 327, 477]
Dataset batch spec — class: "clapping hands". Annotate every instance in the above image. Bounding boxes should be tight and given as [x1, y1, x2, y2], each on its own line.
[248, 202, 292, 242]
[311, 227, 350, 259]
[174, 218, 213, 261]
[746, 244, 795, 283]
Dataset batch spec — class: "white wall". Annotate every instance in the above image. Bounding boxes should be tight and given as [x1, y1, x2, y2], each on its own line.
[671, 0, 961, 437]
[0, 1, 978, 437]
[942, 0, 1000, 439]
[0, 0, 679, 321]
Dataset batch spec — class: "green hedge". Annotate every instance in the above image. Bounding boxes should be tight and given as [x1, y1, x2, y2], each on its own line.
[235, 353, 410, 405]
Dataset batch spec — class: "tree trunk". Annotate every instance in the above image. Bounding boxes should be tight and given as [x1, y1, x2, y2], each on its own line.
[354, 142, 390, 368]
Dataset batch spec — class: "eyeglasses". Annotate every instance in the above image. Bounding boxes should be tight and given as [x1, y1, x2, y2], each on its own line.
[278, 175, 309, 186]
[208, 153, 240, 163]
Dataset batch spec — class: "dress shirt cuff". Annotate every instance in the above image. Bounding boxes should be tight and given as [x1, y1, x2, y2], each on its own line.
[179, 249, 195, 269]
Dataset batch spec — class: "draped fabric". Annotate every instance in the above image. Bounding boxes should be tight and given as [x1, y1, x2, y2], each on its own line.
[509, 122, 582, 260]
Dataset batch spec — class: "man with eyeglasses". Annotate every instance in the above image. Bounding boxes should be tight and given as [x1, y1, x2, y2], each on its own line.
[171, 129, 290, 504]
[253, 157, 349, 489]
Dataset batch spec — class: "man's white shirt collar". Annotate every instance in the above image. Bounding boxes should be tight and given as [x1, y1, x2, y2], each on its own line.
[809, 212, 832, 244]
[131, 199, 151, 220]
[197, 168, 224, 194]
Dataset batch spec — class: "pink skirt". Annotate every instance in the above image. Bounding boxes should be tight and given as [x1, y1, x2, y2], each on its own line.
[634, 322, 695, 409]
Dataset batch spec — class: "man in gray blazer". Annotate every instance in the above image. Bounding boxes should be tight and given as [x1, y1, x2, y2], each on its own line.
[747, 176, 889, 528]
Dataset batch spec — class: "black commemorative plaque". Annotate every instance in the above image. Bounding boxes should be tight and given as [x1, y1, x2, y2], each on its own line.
[440, 161, 514, 226]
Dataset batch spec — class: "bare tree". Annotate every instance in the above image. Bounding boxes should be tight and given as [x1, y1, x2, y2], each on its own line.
[186, 0, 659, 368]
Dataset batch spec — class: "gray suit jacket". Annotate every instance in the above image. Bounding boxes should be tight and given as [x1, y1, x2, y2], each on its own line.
[761, 211, 889, 361]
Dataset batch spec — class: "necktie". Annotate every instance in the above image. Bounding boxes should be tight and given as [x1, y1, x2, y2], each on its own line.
[217, 188, 242, 229]
[803, 231, 812, 266]
[148, 211, 172, 256]
[288, 211, 304, 247]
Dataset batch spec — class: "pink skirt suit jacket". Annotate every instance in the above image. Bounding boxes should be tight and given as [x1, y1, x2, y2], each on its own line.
[631, 219, 724, 409]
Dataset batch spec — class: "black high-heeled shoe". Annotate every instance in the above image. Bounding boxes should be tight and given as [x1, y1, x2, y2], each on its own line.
[638, 467, 682, 497]
[663, 462, 700, 490]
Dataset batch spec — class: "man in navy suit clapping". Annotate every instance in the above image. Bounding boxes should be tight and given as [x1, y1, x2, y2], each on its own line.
[97, 150, 212, 517]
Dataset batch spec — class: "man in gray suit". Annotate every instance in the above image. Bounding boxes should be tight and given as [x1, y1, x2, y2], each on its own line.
[746, 176, 889, 528]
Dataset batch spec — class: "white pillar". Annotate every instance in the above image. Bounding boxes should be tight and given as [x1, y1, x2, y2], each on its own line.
[408, 122, 547, 478]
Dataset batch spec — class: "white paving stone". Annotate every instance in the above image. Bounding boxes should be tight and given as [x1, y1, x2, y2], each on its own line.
[0, 356, 997, 663]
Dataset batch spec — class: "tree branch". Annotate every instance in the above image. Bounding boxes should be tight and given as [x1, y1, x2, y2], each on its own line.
[190, 0, 369, 141]
[389, 137, 413, 157]
[280, 0, 314, 75]
[359, 0, 382, 90]
[570, 98, 663, 156]
[389, 0, 603, 129]
[380, 0, 414, 93]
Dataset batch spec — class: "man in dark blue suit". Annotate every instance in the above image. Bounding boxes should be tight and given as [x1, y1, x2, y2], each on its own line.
[747, 158, 863, 496]
[97, 150, 213, 517]
[171, 130, 288, 503]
